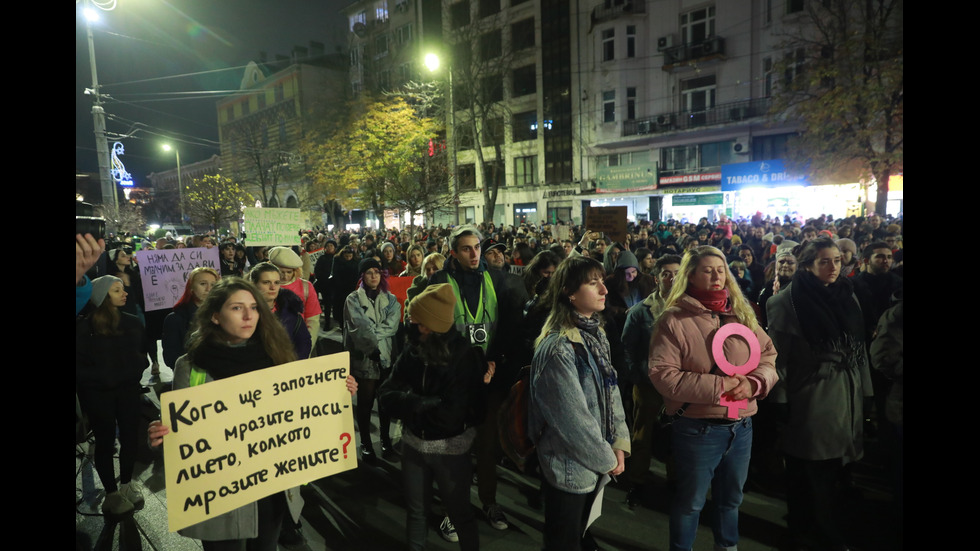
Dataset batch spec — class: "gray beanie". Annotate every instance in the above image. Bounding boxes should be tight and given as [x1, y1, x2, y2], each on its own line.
[615, 250, 639, 271]
[90, 276, 123, 307]
[775, 240, 799, 260]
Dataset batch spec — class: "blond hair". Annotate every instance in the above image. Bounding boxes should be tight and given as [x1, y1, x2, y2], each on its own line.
[663, 245, 759, 330]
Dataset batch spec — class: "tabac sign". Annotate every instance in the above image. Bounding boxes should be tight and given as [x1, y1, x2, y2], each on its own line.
[720, 160, 807, 191]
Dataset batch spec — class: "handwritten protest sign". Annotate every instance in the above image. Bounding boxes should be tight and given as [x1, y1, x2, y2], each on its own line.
[244, 208, 302, 247]
[136, 248, 220, 312]
[161, 353, 356, 532]
[586, 206, 628, 245]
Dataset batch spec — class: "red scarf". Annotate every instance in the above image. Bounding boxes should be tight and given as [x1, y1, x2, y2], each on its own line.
[686, 287, 730, 312]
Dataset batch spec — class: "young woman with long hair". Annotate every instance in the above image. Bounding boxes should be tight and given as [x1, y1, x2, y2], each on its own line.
[649, 246, 778, 551]
[76, 276, 149, 515]
[162, 267, 219, 368]
[529, 256, 630, 551]
[249, 262, 312, 361]
[148, 278, 354, 550]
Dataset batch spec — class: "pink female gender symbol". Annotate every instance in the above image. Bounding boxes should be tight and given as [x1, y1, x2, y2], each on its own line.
[712, 323, 761, 419]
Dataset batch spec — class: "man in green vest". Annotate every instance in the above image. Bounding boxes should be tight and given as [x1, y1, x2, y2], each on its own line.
[427, 225, 520, 539]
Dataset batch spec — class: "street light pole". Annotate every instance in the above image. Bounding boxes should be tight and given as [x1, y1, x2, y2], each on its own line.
[425, 53, 460, 226]
[163, 145, 185, 223]
[83, 0, 118, 212]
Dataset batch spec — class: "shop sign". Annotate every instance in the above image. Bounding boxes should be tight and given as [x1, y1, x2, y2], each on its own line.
[596, 162, 657, 193]
[671, 193, 724, 206]
[659, 185, 721, 194]
[543, 189, 579, 198]
[720, 160, 806, 191]
[659, 172, 721, 185]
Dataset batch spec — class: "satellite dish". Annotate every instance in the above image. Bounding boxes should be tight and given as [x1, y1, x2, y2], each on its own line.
[353, 22, 367, 38]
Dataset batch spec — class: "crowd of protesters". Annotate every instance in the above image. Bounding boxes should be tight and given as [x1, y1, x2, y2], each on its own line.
[77, 209, 903, 551]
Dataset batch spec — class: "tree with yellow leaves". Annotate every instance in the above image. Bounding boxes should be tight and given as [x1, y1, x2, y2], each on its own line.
[303, 95, 451, 232]
[183, 174, 254, 231]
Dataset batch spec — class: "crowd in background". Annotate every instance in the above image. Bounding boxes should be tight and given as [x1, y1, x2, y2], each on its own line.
[77, 209, 903, 551]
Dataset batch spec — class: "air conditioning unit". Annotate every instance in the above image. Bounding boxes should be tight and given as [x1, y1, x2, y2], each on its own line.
[732, 137, 751, 155]
[657, 35, 674, 51]
[656, 114, 673, 128]
[636, 121, 652, 134]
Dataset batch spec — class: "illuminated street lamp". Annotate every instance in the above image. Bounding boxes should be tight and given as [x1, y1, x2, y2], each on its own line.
[424, 52, 459, 225]
[81, 0, 119, 211]
[162, 144, 185, 223]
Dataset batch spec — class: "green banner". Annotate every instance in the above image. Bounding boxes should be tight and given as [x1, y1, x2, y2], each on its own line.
[596, 162, 657, 192]
[671, 193, 723, 206]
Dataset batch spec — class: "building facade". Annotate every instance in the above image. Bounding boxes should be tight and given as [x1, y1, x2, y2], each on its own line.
[216, 44, 347, 225]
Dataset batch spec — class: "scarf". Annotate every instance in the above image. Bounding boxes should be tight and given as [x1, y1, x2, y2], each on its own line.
[686, 287, 730, 312]
[572, 312, 618, 445]
[190, 338, 275, 381]
[790, 270, 866, 371]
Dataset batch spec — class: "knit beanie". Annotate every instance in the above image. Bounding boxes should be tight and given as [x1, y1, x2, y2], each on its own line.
[775, 240, 799, 261]
[408, 283, 457, 333]
[358, 257, 382, 275]
[836, 238, 857, 255]
[90, 275, 122, 307]
[268, 246, 302, 269]
[615, 250, 639, 271]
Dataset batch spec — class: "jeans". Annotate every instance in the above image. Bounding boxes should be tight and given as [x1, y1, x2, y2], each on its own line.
[402, 444, 478, 551]
[669, 416, 752, 551]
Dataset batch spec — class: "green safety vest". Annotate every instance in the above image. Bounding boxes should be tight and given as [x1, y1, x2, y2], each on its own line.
[446, 271, 497, 351]
[189, 366, 207, 387]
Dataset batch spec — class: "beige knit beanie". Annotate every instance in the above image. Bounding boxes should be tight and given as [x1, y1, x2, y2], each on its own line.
[408, 283, 457, 333]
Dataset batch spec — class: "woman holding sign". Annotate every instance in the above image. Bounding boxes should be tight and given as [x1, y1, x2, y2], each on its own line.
[148, 278, 355, 551]
[765, 238, 872, 551]
[649, 246, 777, 551]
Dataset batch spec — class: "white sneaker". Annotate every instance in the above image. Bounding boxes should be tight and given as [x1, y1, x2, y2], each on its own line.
[439, 516, 459, 543]
[102, 491, 134, 515]
[120, 481, 145, 508]
[484, 503, 509, 530]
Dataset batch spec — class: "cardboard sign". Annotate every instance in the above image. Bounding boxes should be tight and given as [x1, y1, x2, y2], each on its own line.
[244, 208, 302, 247]
[554, 224, 571, 241]
[135, 248, 221, 311]
[161, 353, 356, 532]
[585, 206, 628, 245]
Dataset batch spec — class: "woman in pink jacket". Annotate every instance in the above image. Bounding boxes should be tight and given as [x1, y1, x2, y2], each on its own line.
[649, 245, 778, 551]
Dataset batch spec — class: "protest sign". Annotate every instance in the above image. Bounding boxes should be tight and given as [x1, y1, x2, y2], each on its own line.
[161, 353, 356, 532]
[135, 248, 221, 312]
[244, 208, 302, 247]
[585, 206, 628, 244]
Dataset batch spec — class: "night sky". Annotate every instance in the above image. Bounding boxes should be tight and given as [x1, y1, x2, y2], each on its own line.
[76, 0, 351, 185]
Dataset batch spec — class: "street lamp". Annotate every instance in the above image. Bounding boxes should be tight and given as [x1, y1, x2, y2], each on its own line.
[81, 0, 118, 211]
[424, 52, 460, 226]
[162, 144, 185, 223]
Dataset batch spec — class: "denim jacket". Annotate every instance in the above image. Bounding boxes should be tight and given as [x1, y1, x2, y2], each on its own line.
[529, 328, 631, 494]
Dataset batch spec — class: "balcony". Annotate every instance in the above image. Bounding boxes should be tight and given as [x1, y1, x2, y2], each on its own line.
[622, 97, 771, 137]
[591, 0, 646, 24]
[662, 36, 725, 69]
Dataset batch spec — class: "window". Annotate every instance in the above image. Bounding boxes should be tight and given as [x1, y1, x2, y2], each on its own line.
[458, 164, 477, 190]
[485, 117, 505, 146]
[784, 47, 805, 86]
[786, 0, 804, 14]
[456, 122, 475, 150]
[602, 90, 615, 123]
[395, 23, 413, 46]
[627, 25, 636, 58]
[660, 145, 699, 174]
[700, 140, 735, 169]
[375, 0, 388, 21]
[377, 70, 391, 90]
[681, 75, 715, 126]
[479, 30, 502, 61]
[451, 2, 470, 28]
[600, 151, 637, 167]
[350, 46, 361, 67]
[681, 6, 715, 44]
[479, 0, 500, 18]
[602, 29, 615, 61]
[626, 87, 636, 121]
[349, 11, 367, 31]
[751, 133, 792, 161]
[514, 155, 537, 186]
[512, 18, 535, 51]
[512, 64, 536, 97]
[375, 34, 389, 58]
[398, 62, 415, 83]
[512, 110, 538, 142]
[481, 76, 503, 102]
